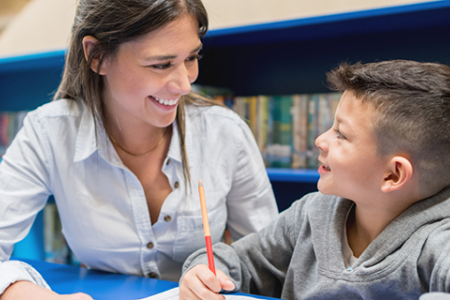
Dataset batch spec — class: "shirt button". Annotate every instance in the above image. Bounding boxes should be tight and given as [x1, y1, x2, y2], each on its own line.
[166, 158, 171, 165]
[146, 242, 154, 249]
[174, 181, 179, 189]
[149, 272, 157, 278]
[164, 215, 172, 222]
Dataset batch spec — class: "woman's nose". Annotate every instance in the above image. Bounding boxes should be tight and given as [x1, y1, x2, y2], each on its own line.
[167, 63, 198, 95]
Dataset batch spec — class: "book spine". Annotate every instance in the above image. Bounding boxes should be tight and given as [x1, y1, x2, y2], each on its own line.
[249, 96, 258, 138]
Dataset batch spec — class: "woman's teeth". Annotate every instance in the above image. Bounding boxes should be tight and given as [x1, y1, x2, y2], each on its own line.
[154, 97, 178, 106]
[323, 164, 331, 171]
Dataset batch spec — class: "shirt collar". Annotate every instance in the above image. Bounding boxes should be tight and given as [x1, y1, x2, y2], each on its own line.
[73, 101, 97, 162]
[73, 101, 194, 168]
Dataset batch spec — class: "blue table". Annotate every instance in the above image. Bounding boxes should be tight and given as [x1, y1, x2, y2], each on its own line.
[11, 257, 276, 300]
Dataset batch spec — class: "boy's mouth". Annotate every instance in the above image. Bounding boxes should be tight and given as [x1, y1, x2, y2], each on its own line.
[321, 164, 331, 171]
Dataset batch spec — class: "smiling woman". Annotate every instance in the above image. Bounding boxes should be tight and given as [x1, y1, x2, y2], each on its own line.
[0, 0, 279, 299]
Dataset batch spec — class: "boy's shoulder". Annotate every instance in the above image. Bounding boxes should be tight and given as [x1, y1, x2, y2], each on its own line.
[290, 191, 346, 213]
[283, 192, 351, 228]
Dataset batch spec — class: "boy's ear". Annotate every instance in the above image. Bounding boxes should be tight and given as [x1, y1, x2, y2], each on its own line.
[82, 36, 106, 75]
[381, 156, 413, 193]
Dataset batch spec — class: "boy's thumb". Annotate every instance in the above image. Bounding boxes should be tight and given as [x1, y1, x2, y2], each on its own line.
[219, 277, 235, 291]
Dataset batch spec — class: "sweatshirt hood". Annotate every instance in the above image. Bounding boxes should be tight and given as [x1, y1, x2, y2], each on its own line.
[308, 186, 450, 279]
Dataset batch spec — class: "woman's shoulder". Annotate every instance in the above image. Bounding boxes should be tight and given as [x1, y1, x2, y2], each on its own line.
[30, 99, 83, 119]
[186, 103, 247, 131]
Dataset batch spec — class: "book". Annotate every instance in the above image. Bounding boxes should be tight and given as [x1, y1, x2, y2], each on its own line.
[291, 94, 308, 169]
[136, 287, 261, 300]
[43, 202, 69, 264]
[256, 95, 269, 154]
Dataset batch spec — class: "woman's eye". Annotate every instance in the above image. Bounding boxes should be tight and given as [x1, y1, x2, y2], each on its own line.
[151, 62, 173, 70]
[186, 54, 203, 62]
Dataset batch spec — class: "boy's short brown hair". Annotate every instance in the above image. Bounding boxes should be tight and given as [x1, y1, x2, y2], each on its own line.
[327, 60, 450, 197]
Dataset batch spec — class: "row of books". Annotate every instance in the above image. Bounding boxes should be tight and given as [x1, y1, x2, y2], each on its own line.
[213, 93, 341, 169]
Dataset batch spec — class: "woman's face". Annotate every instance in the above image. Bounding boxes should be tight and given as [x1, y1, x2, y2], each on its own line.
[100, 14, 202, 129]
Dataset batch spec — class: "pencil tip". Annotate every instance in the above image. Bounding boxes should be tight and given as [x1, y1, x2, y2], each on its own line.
[198, 179, 203, 187]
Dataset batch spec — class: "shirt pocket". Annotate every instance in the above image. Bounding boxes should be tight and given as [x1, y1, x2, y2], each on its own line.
[172, 204, 227, 263]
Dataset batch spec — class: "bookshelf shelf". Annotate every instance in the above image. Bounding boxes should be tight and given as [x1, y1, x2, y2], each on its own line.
[1, 0, 450, 260]
[203, 0, 450, 48]
[267, 168, 319, 183]
[0, 50, 66, 74]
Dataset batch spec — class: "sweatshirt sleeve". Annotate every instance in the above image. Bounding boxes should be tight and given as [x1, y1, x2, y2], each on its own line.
[0, 111, 52, 294]
[183, 202, 300, 298]
[418, 221, 450, 295]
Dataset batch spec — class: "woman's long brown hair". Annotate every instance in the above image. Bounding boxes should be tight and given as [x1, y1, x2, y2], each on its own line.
[54, 0, 223, 192]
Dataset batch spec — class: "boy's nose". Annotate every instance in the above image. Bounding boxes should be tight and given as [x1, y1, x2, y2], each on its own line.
[315, 131, 328, 152]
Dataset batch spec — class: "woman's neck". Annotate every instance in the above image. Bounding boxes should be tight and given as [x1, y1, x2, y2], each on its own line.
[104, 112, 169, 156]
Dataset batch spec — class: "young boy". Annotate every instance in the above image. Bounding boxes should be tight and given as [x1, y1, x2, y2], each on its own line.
[179, 60, 450, 300]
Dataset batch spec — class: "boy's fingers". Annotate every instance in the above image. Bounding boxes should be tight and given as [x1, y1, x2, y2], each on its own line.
[179, 284, 202, 300]
[197, 268, 222, 293]
[216, 270, 235, 291]
[180, 265, 223, 300]
[188, 274, 224, 300]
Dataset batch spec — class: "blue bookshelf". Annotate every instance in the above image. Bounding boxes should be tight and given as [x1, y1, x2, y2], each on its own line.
[197, 0, 450, 96]
[2, 0, 450, 260]
[267, 168, 319, 183]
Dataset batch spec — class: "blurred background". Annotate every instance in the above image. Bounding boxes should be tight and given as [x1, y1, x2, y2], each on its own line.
[0, 0, 436, 58]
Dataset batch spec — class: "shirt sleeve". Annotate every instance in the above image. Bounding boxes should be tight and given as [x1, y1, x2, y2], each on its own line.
[0, 260, 51, 294]
[0, 111, 52, 293]
[183, 203, 298, 298]
[225, 117, 278, 240]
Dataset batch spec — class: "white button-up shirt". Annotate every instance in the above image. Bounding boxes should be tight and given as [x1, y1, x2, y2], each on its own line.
[0, 99, 278, 292]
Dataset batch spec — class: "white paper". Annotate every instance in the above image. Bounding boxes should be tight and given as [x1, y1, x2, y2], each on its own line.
[135, 287, 261, 300]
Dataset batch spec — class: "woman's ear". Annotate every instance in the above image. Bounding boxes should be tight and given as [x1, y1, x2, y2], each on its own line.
[82, 36, 106, 75]
[381, 156, 413, 193]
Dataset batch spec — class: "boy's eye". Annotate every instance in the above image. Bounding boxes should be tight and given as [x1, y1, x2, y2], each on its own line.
[334, 129, 346, 140]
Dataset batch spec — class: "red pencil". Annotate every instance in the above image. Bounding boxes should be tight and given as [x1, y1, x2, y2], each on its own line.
[198, 179, 216, 275]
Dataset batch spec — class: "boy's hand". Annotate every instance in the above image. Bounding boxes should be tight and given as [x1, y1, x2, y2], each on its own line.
[179, 264, 235, 300]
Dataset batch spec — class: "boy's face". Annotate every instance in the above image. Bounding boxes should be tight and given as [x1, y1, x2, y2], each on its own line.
[315, 91, 389, 201]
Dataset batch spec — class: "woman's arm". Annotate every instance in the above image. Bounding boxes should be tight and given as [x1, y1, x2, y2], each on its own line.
[0, 281, 93, 300]
[0, 111, 52, 295]
[225, 116, 278, 240]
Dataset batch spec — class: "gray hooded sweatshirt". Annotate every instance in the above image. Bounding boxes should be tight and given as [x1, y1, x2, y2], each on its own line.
[183, 187, 450, 299]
